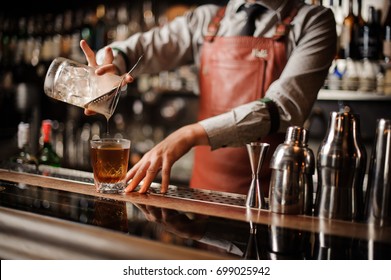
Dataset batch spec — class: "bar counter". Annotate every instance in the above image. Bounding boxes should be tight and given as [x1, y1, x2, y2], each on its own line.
[1, 163, 391, 260]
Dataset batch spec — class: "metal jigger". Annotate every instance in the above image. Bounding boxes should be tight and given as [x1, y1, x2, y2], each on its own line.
[246, 142, 270, 209]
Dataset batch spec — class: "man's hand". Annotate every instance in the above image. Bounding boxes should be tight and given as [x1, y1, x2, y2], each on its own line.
[125, 123, 209, 194]
[79, 40, 133, 115]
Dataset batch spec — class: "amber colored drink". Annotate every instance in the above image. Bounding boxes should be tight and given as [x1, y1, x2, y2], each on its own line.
[90, 138, 131, 193]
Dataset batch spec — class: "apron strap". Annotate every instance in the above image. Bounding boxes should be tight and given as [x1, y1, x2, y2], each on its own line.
[272, 3, 303, 40]
[205, 6, 226, 42]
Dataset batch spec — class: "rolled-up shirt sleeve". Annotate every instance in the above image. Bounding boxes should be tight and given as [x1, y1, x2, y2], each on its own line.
[199, 100, 272, 149]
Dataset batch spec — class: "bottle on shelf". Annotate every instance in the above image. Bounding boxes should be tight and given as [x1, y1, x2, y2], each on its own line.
[38, 119, 62, 167]
[104, 5, 118, 45]
[357, 6, 381, 61]
[341, 57, 359, 91]
[385, 0, 391, 26]
[325, 58, 345, 90]
[94, 4, 107, 51]
[383, 25, 391, 95]
[328, 0, 344, 53]
[354, 0, 366, 58]
[80, 8, 97, 51]
[12, 16, 29, 85]
[380, 1, 391, 95]
[59, 10, 73, 58]
[383, 1, 391, 45]
[69, 9, 87, 63]
[339, 0, 359, 59]
[116, 3, 132, 41]
[29, 14, 44, 69]
[10, 122, 39, 169]
[358, 57, 378, 92]
[142, 0, 156, 31]
[355, 0, 365, 30]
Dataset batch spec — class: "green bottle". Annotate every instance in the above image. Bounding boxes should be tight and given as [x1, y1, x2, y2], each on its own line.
[38, 119, 62, 167]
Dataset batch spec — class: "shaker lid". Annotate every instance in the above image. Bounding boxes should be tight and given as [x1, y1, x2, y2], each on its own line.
[269, 144, 314, 174]
[270, 126, 314, 174]
[284, 126, 308, 146]
[318, 109, 364, 168]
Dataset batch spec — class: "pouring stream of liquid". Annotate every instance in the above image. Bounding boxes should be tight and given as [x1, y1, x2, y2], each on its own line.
[85, 54, 144, 136]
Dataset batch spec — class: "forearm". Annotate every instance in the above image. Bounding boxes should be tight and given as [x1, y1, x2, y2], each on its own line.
[95, 11, 201, 77]
[179, 123, 210, 147]
[199, 100, 272, 150]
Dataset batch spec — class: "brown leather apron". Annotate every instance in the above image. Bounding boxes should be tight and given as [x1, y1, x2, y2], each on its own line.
[190, 6, 299, 195]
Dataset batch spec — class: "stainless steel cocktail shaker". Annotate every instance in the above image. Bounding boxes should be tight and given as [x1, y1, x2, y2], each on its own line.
[314, 109, 367, 221]
[364, 118, 391, 226]
[268, 126, 315, 215]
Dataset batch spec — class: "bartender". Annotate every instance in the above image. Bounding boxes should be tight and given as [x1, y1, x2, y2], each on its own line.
[81, 0, 337, 194]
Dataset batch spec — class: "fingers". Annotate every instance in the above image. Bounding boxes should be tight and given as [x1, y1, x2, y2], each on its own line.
[80, 40, 98, 67]
[84, 109, 96, 115]
[125, 158, 170, 194]
[160, 166, 171, 194]
[80, 39, 115, 70]
[124, 137, 183, 194]
[125, 162, 139, 183]
[103, 47, 114, 64]
[125, 161, 158, 193]
[124, 74, 134, 84]
[119, 75, 133, 89]
[95, 64, 118, 75]
[138, 166, 160, 193]
[125, 162, 143, 192]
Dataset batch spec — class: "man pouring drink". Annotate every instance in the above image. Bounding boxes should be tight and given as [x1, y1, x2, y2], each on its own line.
[80, 0, 337, 195]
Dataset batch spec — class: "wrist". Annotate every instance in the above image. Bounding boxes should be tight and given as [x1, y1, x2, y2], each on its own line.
[184, 123, 210, 147]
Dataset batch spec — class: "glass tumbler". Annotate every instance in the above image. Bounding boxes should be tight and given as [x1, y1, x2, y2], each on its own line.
[90, 138, 131, 194]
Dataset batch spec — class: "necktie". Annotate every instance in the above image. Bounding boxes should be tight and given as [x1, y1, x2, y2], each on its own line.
[239, 4, 265, 36]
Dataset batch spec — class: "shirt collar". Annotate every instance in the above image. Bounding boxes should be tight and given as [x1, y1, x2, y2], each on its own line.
[229, 0, 297, 19]
[232, 0, 291, 14]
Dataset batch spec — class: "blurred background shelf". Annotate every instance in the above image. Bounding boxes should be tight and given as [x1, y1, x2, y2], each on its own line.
[318, 89, 391, 100]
